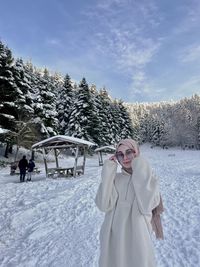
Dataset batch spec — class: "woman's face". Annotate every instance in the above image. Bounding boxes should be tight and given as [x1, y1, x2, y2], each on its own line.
[116, 144, 135, 169]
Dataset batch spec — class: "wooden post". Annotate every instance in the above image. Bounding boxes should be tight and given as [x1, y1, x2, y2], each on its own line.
[99, 151, 103, 166]
[4, 142, 9, 158]
[73, 145, 79, 177]
[82, 146, 86, 174]
[43, 148, 48, 177]
[54, 148, 59, 168]
[31, 150, 35, 160]
[14, 145, 19, 162]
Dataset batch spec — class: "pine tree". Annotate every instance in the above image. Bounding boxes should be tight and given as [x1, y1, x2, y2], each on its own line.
[0, 41, 17, 132]
[108, 100, 121, 144]
[87, 85, 102, 145]
[196, 116, 200, 149]
[24, 64, 43, 120]
[66, 78, 93, 140]
[97, 88, 113, 145]
[22, 61, 49, 140]
[57, 74, 74, 134]
[32, 69, 58, 136]
[125, 103, 142, 141]
[13, 58, 34, 120]
[150, 115, 165, 146]
[118, 100, 134, 140]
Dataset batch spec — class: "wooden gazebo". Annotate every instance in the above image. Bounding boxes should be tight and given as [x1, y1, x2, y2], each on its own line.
[95, 145, 116, 166]
[32, 135, 96, 178]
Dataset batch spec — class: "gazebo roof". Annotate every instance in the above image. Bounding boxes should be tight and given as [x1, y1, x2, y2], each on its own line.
[95, 145, 116, 152]
[0, 127, 10, 134]
[32, 135, 96, 149]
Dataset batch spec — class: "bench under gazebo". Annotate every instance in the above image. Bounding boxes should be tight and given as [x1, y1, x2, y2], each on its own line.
[32, 135, 96, 178]
[95, 145, 116, 166]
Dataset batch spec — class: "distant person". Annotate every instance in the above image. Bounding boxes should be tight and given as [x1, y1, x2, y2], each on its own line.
[27, 159, 35, 182]
[95, 139, 164, 267]
[18, 155, 28, 182]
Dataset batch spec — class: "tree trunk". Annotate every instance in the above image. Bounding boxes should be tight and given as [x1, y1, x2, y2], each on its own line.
[4, 142, 9, 158]
[31, 150, 35, 160]
[14, 146, 19, 161]
[9, 145, 13, 154]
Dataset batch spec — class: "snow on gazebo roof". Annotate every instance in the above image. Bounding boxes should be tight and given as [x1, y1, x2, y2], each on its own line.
[0, 128, 9, 134]
[32, 135, 96, 149]
[95, 145, 116, 152]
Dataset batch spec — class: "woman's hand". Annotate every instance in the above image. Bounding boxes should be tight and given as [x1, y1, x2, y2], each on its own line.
[109, 154, 118, 163]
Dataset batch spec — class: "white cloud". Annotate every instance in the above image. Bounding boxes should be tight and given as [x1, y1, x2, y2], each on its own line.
[171, 1, 200, 35]
[180, 44, 200, 63]
[129, 71, 152, 98]
[46, 38, 62, 46]
[91, 8, 161, 72]
[84, 0, 163, 100]
[117, 37, 161, 70]
[128, 69, 169, 102]
[177, 76, 200, 93]
[132, 71, 146, 87]
[97, 0, 129, 10]
[81, 0, 165, 101]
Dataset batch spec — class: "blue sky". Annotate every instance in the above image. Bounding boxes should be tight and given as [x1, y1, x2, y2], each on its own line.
[1, 0, 200, 103]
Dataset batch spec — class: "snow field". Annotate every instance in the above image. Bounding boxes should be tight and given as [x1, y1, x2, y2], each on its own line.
[0, 146, 200, 267]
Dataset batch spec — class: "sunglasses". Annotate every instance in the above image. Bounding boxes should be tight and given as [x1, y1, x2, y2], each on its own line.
[115, 149, 135, 162]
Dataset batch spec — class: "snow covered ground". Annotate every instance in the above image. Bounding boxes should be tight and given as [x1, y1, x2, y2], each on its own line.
[0, 145, 200, 267]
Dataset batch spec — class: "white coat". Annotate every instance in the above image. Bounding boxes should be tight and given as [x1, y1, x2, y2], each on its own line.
[95, 156, 161, 267]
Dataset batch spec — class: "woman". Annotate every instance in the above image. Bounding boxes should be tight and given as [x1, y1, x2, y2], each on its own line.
[27, 159, 35, 181]
[95, 139, 164, 267]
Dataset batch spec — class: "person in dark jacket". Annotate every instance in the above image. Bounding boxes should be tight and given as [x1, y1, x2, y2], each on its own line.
[27, 159, 35, 181]
[18, 155, 28, 182]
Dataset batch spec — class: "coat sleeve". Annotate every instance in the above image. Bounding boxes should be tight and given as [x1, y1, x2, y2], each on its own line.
[95, 159, 118, 213]
[131, 156, 160, 215]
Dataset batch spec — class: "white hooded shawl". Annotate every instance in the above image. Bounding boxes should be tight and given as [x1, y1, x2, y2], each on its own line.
[95, 156, 160, 267]
[131, 156, 160, 215]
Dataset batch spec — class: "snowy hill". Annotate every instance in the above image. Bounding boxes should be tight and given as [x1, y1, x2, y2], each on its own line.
[0, 145, 200, 267]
